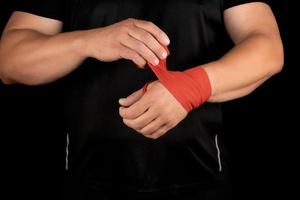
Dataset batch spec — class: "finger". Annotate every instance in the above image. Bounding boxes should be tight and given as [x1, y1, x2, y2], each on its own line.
[119, 95, 150, 119]
[144, 125, 170, 140]
[121, 35, 160, 66]
[119, 88, 144, 107]
[128, 26, 168, 60]
[119, 45, 146, 68]
[133, 19, 170, 46]
[138, 117, 165, 136]
[122, 107, 158, 130]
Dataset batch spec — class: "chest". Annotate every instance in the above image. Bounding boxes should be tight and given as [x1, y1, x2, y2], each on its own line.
[65, 0, 223, 31]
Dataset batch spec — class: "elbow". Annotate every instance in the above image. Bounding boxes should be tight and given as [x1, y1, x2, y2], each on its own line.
[0, 62, 44, 86]
[0, 40, 45, 86]
[0, 56, 50, 85]
[0, 54, 44, 86]
[269, 39, 284, 76]
[0, 77, 16, 85]
[271, 50, 284, 75]
[0, 48, 18, 85]
[0, 58, 19, 85]
[0, 68, 21, 85]
[0, 60, 15, 85]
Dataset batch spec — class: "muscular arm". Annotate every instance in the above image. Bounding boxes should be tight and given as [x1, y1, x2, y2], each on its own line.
[0, 12, 86, 85]
[205, 2, 284, 102]
[119, 2, 284, 139]
[0, 12, 170, 85]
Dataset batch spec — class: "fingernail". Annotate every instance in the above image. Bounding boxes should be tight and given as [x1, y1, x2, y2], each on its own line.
[161, 51, 167, 59]
[153, 59, 159, 66]
[119, 98, 126, 104]
[164, 36, 170, 45]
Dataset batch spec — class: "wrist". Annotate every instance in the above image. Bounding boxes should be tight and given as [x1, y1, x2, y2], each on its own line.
[146, 45, 213, 112]
[200, 60, 222, 98]
[69, 30, 91, 59]
[77, 29, 103, 59]
[183, 66, 212, 108]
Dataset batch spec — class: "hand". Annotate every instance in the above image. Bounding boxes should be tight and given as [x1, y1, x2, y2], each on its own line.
[84, 18, 170, 68]
[119, 81, 188, 139]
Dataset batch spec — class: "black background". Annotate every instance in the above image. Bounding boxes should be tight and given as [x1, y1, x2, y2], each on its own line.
[0, 0, 298, 199]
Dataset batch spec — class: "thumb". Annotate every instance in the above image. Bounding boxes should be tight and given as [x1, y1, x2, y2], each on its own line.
[119, 88, 144, 107]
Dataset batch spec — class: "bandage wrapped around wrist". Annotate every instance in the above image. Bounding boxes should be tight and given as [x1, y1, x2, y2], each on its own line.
[144, 46, 212, 112]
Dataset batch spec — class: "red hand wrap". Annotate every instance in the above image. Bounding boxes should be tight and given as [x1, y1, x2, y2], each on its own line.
[144, 46, 212, 112]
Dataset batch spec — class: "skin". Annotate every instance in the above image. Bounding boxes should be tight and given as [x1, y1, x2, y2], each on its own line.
[118, 3, 284, 139]
[0, 15, 169, 85]
[0, 3, 283, 139]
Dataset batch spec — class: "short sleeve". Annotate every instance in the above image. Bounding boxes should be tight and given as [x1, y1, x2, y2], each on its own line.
[14, 0, 66, 22]
[223, 0, 269, 10]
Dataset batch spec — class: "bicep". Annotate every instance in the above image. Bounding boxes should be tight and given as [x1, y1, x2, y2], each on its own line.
[2, 11, 63, 37]
[224, 2, 280, 44]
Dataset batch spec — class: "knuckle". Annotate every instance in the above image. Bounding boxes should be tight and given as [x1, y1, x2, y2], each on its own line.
[140, 59, 147, 66]
[161, 128, 168, 135]
[140, 130, 147, 135]
[126, 111, 133, 118]
[142, 129, 151, 136]
[135, 42, 145, 51]
[131, 52, 140, 60]
[151, 135, 159, 140]
[144, 135, 153, 139]
[169, 120, 176, 128]
[166, 123, 174, 130]
[119, 50, 128, 59]
[122, 111, 130, 118]
[120, 25, 130, 33]
[126, 120, 133, 127]
[158, 115, 167, 123]
[157, 117, 165, 125]
[127, 51, 137, 60]
[130, 121, 139, 129]
[122, 118, 128, 125]
[141, 32, 152, 42]
[144, 21, 154, 27]
[136, 61, 146, 68]
[133, 56, 145, 66]
[125, 18, 135, 24]
[134, 121, 142, 129]
[131, 51, 140, 60]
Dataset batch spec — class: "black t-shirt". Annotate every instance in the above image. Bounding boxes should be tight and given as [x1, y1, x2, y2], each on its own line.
[15, 0, 267, 193]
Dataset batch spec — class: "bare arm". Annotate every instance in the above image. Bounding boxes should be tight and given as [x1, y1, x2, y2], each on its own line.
[204, 2, 284, 102]
[0, 12, 84, 85]
[118, 2, 284, 139]
[0, 12, 170, 85]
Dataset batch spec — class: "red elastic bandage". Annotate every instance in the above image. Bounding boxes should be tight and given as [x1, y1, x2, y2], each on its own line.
[144, 46, 212, 112]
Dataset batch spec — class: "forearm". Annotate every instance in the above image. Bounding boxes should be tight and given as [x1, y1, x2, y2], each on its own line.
[209, 77, 269, 102]
[204, 33, 283, 102]
[0, 29, 88, 85]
